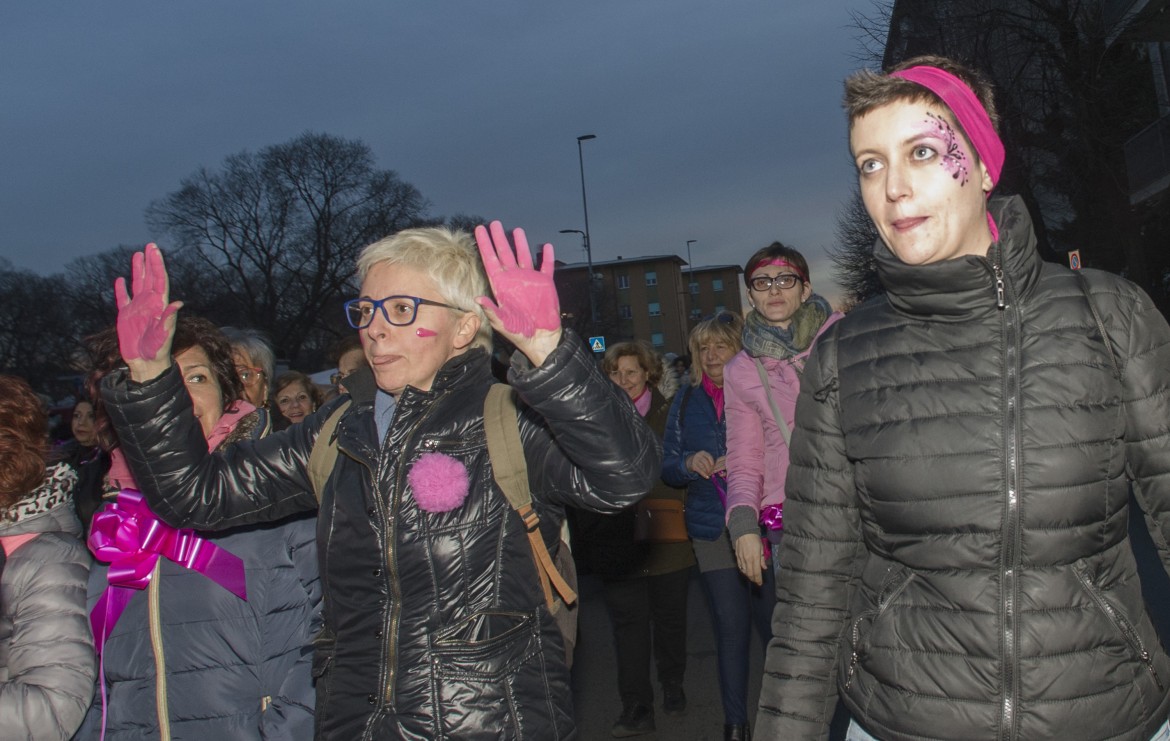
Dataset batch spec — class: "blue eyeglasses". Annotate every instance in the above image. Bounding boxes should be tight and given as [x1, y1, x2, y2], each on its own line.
[344, 295, 462, 329]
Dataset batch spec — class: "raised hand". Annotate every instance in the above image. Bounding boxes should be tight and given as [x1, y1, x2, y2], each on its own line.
[474, 221, 562, 366]
[115, 244, 182, 381]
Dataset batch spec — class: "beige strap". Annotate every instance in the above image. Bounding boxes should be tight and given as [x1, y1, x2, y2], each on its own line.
[308, 401, 352, 501]
[484, 384, 577, 608]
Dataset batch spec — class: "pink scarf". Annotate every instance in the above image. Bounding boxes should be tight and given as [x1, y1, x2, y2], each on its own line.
[701, 375, 724, 420]
[106, 400, 257, 491]
[633, 387, 652, 417]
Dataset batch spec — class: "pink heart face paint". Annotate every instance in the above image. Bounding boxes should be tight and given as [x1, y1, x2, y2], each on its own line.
[925, 112, 970, 186]
[415, 327, 437, 338]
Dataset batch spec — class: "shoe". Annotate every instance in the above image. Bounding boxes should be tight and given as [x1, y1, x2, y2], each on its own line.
[662, 684, 687, 716]
[724, 724, 751, 741]
[611, 703, 655, 737]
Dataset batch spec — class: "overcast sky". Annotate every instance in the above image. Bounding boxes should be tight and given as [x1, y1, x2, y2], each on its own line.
[2, 1, 879, 306]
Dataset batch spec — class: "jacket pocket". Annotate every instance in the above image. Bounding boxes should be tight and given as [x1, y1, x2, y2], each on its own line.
[430, 610, 555, 737]
[1074, 565, 1164, 692]
[844, 568, 915, 690]
[311, 623, 336, 736]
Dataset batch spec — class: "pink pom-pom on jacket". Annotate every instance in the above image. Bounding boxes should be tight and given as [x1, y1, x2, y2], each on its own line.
[408, 453, 470, 513]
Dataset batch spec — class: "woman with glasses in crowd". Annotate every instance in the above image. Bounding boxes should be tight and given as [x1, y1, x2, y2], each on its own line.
[222, 327, 277, 430]
[95, 223, 658, 739]
[723, 244, 842, 592]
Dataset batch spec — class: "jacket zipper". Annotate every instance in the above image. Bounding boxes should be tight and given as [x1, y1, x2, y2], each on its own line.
[366, 401, 439, 733]
[148, 562, 172, 741]
[1075, 568, 1165, 690]
[989, 241, 1022, 741]
[844, 571, 915, 689]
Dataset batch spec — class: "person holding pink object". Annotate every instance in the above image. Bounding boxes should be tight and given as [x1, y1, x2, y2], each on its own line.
[757, 55, 1170, 741]
[96, 223, 659, 739]
[723, 243, 842, 591]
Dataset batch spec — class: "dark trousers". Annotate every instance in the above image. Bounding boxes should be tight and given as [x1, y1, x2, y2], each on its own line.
[699, 565, 775, 724]
[601, 567, 691, 709]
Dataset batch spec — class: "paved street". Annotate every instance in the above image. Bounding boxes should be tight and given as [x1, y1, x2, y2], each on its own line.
[570, 571, 764, 741]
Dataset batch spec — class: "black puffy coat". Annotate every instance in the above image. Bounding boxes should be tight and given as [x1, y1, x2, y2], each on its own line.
[103, 330, 660, 740]
[758, 197, 1170, 740]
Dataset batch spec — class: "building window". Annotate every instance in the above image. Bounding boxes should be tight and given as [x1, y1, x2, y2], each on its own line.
[712, 279, 724, 292]
[645, 271, 657, 287]
[650, 332, 665, 347]
[689, 281, 699, 295]
[617, 274, 630, 290]
[619, 305, 632, 319]
[648, 302, 661, 317]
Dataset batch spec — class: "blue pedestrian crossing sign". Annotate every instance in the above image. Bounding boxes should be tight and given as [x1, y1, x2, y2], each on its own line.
[589, 336, 606, 353]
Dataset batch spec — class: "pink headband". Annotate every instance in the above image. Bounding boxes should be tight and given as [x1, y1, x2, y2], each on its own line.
[749, 258, 806, 282]
[890, 65, 1004, 240]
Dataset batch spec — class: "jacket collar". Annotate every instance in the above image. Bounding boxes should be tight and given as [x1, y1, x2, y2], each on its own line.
[395, 348, 492, 411]
[876, 195, 1043, 321]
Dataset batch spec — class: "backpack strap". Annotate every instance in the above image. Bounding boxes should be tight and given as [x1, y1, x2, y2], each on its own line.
[483, 383, 577, 609]
[753, 357, 792, 446]
[308, 400, 352, 502]
[1076, 270, 1121, 381]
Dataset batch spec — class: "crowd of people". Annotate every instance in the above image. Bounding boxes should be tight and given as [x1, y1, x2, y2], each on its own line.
[3, 54, 1170, 741]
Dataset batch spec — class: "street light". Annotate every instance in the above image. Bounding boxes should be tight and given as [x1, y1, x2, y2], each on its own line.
[558, 229, 587, 261]
[686, 239, 697, 320]
[576, 134, 598, 324]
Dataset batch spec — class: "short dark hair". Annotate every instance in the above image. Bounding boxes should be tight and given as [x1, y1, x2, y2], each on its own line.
[844, 54, 999, 134]
[743, 242, 810, 287]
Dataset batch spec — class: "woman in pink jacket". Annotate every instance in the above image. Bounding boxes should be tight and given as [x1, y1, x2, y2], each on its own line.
[723, 243, 842, 588]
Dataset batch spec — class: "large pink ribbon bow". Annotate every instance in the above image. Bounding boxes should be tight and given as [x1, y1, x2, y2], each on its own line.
[88, 489, 247, 649]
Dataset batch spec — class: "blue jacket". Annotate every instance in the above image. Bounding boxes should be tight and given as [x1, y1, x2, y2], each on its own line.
[662, 385, 727, 541]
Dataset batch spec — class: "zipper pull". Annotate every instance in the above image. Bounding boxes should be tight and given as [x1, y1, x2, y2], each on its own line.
[994, 265, 1006, 309]
[844, 651, 860, 689]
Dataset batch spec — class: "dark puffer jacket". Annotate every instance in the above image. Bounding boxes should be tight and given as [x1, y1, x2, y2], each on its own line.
[757, 196, 1170, 741]
[102, 330, 659, 740]
[78, 409, 321, 741]
[662, 385, 727, 541]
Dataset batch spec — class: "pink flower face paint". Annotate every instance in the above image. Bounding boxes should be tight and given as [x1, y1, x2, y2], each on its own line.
[415, 327, 437, 338]
[925, 112, 970, 186]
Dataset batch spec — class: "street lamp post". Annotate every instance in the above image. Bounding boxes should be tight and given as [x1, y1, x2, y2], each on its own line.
[686, 239, 697, 321]
[576, 134, 598, 324]
[558, 228, 590, 325]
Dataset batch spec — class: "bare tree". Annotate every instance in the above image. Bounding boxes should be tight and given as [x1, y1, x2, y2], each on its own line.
[0, 260, 77, 386]
[147, 132, 431, 367]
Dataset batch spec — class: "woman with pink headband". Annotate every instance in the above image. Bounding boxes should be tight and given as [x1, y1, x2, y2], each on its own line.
[755, 54, 1170, 741]
[720, 241, 842, 740]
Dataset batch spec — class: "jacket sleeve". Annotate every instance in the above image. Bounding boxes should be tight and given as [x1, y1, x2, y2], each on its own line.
[1112, 279, 1170, 575]
[755, 323, 866, 740]
[724, 353, 766, 536]
[660, 388, 697, 488]
[260, 517, 322, 740]
[508, 329, 661, 514]
[101, 366, 324, 530]
[0, 534, 96, 740]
